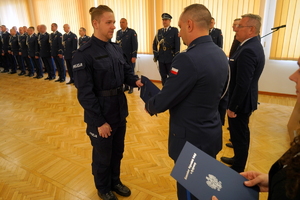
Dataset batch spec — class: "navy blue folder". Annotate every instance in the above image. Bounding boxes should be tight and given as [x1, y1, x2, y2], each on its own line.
[140, 75, 160, 103]
[171, 142, 259, 200]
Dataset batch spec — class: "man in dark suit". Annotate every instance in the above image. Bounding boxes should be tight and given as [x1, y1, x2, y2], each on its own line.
[9, 28, 22, 75]
[18, 27, 33, 76]
[220, 14, 265, 173]
[63, 24, 77, 84]
[27, 26, 43, 79]
[38, 24, 56, 80]
[50, 23, 65, 82]
[146, 4, 228, 200]
[1, 25, 12, 73]
[116, 18, 138, 94]
[153, 13, 180, 85]
[209, 17, 223, 48]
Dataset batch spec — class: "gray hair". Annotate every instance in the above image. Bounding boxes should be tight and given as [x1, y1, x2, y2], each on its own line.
[241, 13, 261, 34]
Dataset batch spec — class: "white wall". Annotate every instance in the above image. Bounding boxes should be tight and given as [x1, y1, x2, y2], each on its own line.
[136, 0, 298, 95]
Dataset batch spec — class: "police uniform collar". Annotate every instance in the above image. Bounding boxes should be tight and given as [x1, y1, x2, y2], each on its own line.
[188, 35, 213, 49]
[92, 35, 108, 46]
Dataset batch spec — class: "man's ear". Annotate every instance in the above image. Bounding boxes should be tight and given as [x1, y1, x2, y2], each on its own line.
[92, 20, 98, 29]
[187, 19, 193, 32]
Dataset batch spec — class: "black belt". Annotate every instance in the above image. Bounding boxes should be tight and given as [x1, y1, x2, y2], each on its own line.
[160, 46, 173, 51]
[97, 87, 123, 97]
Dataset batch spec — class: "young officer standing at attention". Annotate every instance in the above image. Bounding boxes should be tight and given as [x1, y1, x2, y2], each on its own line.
[72, 5, 143, 200]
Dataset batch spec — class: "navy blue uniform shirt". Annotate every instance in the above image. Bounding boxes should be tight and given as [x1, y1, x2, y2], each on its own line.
[63, 31, 77, 59]
[1, 31, 11, 53]
[153, 27, 180, 63]
[72, 36, 139, 127]
[50, 31, 63, 56]
[27, 33, 39, 57]
[116, 28, 138, 63]
[38, 32, 51, 57]
[18, 34, 28, 57]
[147, 35, 228, 161]
[209, 28, 223, 48]
[9, 35, 20, 55]
[78, 35, 90, 48]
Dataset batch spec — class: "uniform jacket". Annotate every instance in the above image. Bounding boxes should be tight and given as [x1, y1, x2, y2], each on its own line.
[228, 36, 265, 114]
[9, 35, 20, 55]
[38, 32, 51, 57]
[27, 33, 39, 57]
[229, 35, 241, 58]
[18, 34, 28, 57]
[116, 28, 138, 64]
[72, 36, 139, 127]
[268, 153, 300, 200]
[63, 31, 77, 59]
[1, 31, 11, 53]
[209, 28, 223, 48]
[78, 35, 90, 48]
[146, 36, 228, 161]
[50, 31, 63, 56]
[153, 27, 180, 63]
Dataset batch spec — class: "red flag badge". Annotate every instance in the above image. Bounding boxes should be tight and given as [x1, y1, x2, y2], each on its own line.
[170, 67, 179, 75]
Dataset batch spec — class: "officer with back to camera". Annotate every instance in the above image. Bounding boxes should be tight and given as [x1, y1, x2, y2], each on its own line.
[153, 13, 180, 86]
[116, 18, 138, 94]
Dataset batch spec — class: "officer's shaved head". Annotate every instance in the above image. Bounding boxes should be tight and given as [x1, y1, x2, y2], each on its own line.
[180, 4, 211, 30]
[89, 5, 113, 24]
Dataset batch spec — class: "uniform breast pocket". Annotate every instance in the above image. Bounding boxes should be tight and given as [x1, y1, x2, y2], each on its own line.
[93, 57, 111, 71]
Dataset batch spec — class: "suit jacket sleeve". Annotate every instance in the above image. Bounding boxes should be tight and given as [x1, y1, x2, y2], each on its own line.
[153, 31, 158, 54]
[174, 28, 180, 55]
[228, 48, 256, 112]
[218, 29, 223, 49]
[146, 53, 197, 114]
[72, 34, 78, 55]
[58, 33, 63, 54]
[72, 52, 106, 127]
[131, 30, 138, 58]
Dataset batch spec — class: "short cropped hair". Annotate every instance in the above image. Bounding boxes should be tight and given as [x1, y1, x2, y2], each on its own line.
[181, 4, 212, 30]
[234, 18, 241, 21]
[28, 26, 35, 31]
[241, 13, 261, 34]
[52, 23, 58, 27]
[89, 5, 113, 23]
[80, 27, 86, 32]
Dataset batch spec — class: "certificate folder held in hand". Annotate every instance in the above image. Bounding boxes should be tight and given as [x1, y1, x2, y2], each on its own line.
[140, 75, 160, 103]
[171, 142, 259, 200]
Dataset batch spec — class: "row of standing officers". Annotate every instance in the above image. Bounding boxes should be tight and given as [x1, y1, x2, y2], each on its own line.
[0, 24, 90, 84]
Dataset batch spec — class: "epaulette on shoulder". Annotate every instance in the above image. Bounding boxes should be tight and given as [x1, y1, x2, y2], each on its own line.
[78, 41, 92, 51]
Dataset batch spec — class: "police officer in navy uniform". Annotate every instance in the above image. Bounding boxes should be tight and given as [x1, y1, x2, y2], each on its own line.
[116, 18, 138, 94]
[78, 27, 90, 48]
[18, 27, 33, 76]
[1, 25, 12, 73]
[9, 28, 23, 75]
[50, 23, 66, 82]
[146, 4, 228, 200]
[72, 5, 143, 200]
[63, 24, 77, 84]
[153, 13, 180, 86]
[209, 17, 223, 48]
[38, 25, 56, 80]
[27, 26, 43, 78]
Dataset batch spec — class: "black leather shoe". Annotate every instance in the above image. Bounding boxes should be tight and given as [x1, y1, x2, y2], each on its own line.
[98, 191, 118, 200]
[66, 81, 74, 84]
[18, 72, 26, 76]
[221, 157, 235, 165]
[44, 77, 50, 80]
[112, 183, 131, 197]
[128, 88, 133, 94]
[226, 143, 233, 148]
[60, 79, 65, 83]
[49, 77, 55, 80]
[9, 71, 17, 74]
[55, 79, 61, 82]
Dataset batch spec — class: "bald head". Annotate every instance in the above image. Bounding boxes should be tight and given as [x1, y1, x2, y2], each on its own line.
[39, 24, 47, 33]
[63, 24, 70, 33]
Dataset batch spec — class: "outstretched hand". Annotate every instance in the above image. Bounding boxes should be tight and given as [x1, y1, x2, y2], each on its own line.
[240, 171, 269, 192]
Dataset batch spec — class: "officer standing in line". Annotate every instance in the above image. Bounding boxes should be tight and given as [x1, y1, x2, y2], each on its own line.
[8, 28, 22, 75]
[38, 24, 56, 80]
[23, 26, 28, 36]
[153, 13, 180, 86]
[18, 27, 32, 76]
[50, 23, 66, 83]
[0, 26, 3, 70]
[78, 27, 90, 48]
[209, 17, 223, 48]
[63, 24, 77, 84]
[72, 5, 143, 200]
[1, 25, 12, 73]
[116, 18, 138, 94]
[27, 26, 43, 79]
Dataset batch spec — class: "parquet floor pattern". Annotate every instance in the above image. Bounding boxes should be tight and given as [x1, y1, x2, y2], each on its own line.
[0, 71, 296, 200]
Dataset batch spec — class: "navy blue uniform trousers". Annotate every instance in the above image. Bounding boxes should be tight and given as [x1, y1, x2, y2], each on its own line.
[158, 62, 172, 86]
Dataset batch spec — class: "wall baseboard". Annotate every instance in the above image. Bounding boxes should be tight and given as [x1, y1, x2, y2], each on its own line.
[258, 91, 296, 98]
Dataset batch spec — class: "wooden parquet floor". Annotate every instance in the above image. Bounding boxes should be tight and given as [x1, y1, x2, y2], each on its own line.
[0, 71, 296, 200]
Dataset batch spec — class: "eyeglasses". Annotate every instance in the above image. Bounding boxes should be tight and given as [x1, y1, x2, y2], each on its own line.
[237, 25, 253, 29]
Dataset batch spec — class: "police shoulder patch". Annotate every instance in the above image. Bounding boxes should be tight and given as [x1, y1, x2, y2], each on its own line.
[73, 63, 83, 69]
